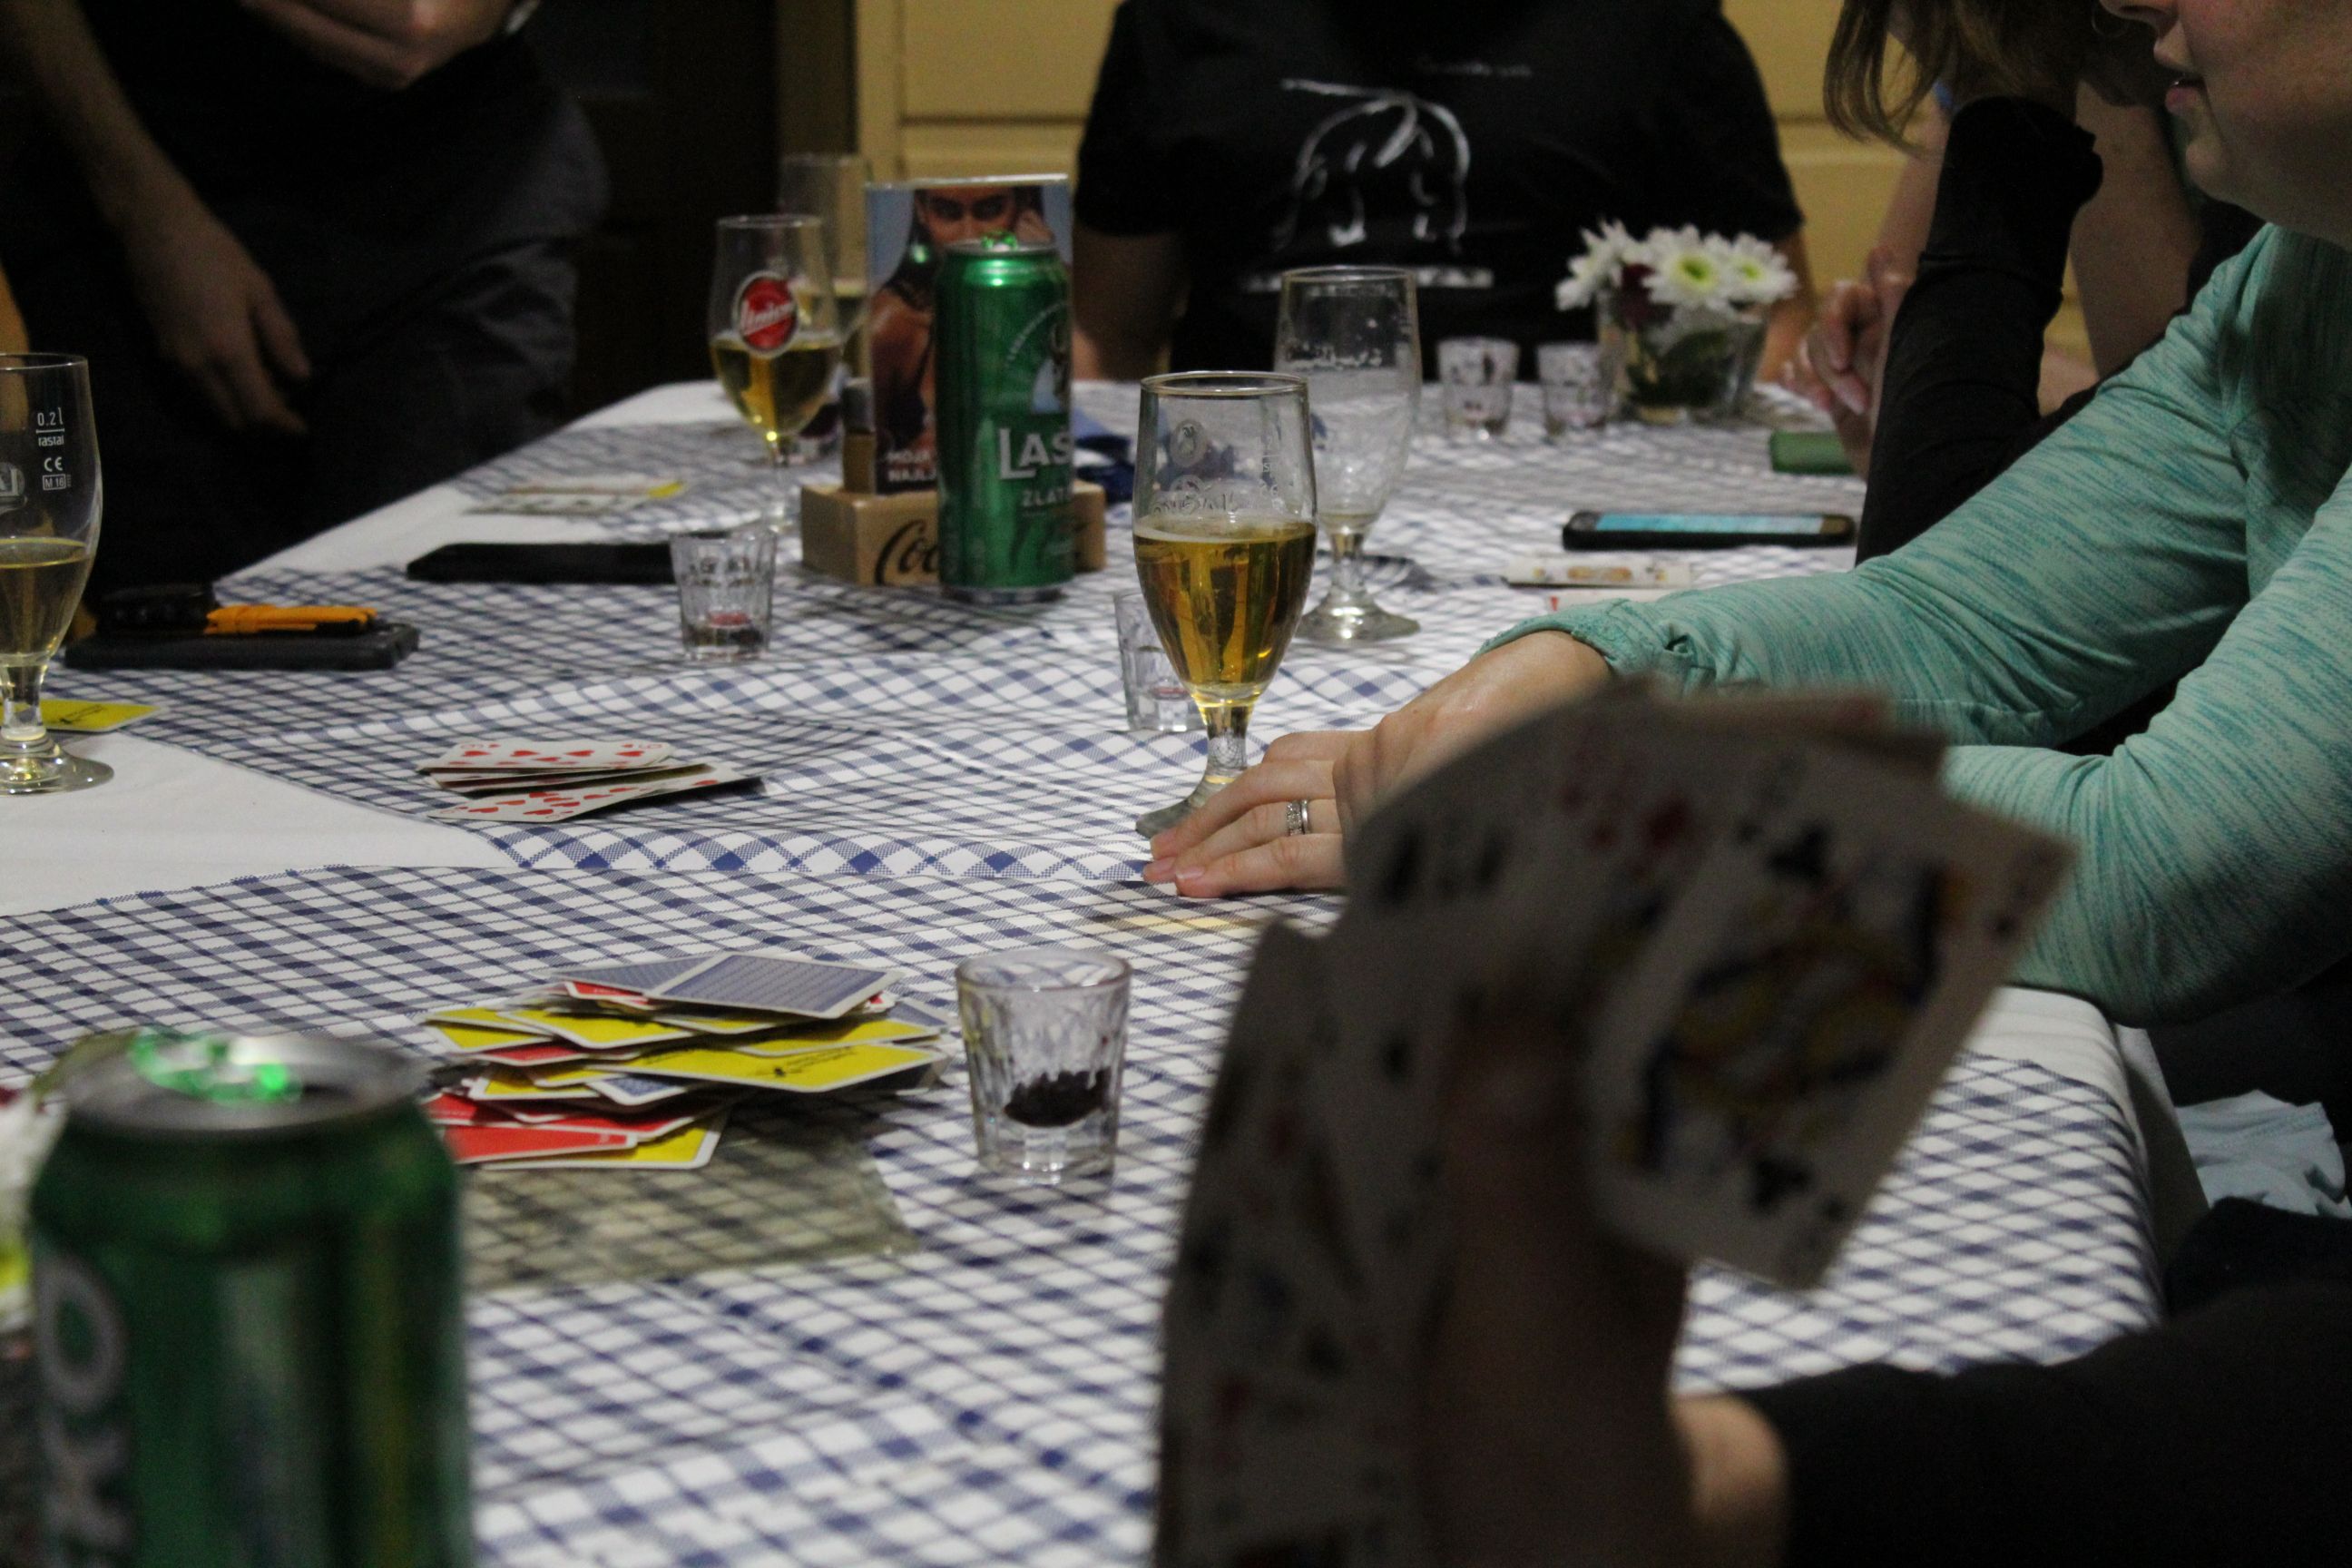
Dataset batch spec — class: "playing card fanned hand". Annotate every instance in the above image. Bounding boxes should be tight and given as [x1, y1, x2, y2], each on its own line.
[1157, 687, 2073, 1567]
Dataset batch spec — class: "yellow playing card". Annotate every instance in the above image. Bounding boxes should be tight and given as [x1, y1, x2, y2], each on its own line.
[492, 1114, 725, 1171]
[620, 1042, 942, 1093]
[726, 1018, 941, 1055]
[426, 1018, 553, 1053]
[426, 1004, 556, 1039]
[487, 1005, 700, 1051]
[40, 699, 158, 734]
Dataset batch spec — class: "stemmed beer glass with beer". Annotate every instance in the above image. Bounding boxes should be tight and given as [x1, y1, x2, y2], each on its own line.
[1276, 266, 1421, 643]
[0, 353, 108, 795]
[708, 214, 843, 527]
[1131, 372, 1319, 838]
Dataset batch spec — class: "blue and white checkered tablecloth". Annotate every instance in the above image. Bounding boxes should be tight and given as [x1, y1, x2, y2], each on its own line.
[44, 397, 1854, 882]
[0, 864, 2158, 1568]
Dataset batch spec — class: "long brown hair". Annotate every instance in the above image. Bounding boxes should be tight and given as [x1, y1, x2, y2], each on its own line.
[1826, 0, 2100, 145]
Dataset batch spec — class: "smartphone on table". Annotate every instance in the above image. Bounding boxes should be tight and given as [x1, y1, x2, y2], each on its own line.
[1563, 511, 1856, 550]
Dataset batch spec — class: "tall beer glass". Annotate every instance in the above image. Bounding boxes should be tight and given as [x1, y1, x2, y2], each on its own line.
[708, 215, 843, 525]
[0, 354, 108, 795]
[1275, 266, 1421, 643]
[1132, 372, 1318, 838]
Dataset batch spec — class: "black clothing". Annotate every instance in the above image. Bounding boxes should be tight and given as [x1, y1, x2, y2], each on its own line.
[1747, 1267, 2352, 1564]
[1855, 98, 2257, 564]
[0, 1, 606, 591]
[1073, 0, 1803, 373]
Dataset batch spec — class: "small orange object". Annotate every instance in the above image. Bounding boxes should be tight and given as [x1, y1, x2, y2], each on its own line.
[203, 604, 377, 636]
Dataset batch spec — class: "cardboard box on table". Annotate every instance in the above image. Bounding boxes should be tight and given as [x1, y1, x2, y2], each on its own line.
[799, 480, 1108, 588]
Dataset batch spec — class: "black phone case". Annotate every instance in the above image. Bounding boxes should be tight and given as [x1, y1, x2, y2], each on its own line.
[63, 622, 421, 671]
[406, 542, 675, 585]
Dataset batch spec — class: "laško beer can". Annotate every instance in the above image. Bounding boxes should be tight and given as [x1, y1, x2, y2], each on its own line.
[30, 1030, 472, 1568]
[934, 238, 1075, 603]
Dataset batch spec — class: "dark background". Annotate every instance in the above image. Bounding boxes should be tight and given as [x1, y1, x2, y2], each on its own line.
[0, 0, 858, 416]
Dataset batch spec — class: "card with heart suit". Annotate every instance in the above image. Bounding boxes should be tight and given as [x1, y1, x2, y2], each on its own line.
[417, 739, 675, 773]
[426, 764, 759, 824]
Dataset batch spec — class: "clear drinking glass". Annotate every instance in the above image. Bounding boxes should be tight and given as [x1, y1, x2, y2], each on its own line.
[708, 215, 843, 529]
[670, 525, 777, 662]
[1439, 336, 1519, 438]
[1114, 588, 1200, 734]
[1131, 371, 1318, 838]
[1, 354, 109, 796]
[1538, 341, 1611, 436]
[957, 946, 1132, 1184]
[1275, 266, 1422, 644]
[777, 153, 872, 456]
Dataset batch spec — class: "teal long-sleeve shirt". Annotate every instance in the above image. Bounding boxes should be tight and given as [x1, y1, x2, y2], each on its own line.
[1495, 227, 2352, 1026]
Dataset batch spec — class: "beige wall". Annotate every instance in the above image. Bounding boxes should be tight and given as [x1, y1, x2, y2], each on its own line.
[855, 0, 1910, 289]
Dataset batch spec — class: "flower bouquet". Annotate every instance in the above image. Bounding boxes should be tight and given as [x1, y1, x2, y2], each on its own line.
[1556, 223, 1798, 424]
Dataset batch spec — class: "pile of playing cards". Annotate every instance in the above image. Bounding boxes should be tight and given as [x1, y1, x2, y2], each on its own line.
[418, 949, 943, 1170]
[1158, 687, 2075, 1566]
[417, 738, 760, 825]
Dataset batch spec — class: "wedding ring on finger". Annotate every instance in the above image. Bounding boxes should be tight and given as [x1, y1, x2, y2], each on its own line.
[1284, 799, 1315, 837]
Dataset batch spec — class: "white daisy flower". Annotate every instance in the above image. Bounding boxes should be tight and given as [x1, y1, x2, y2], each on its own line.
[1719, 235, 1799, 306]
[1642, 235, 1730, 310]
[1557, 220, 1639, 310]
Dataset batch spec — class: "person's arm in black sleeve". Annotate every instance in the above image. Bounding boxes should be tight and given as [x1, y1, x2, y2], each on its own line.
[1073, 0, 1187, 380]
[1855, 96, 2102, 561]
[1740, 1282, 2352, 1567]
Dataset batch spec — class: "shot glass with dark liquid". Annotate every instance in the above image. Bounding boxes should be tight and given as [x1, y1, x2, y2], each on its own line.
[956, 946, 1132, 1183]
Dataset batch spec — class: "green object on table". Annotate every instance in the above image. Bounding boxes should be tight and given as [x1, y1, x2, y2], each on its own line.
[1769, 429, 1855, 475]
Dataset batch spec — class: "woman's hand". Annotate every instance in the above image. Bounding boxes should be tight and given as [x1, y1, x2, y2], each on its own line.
[1143, 632, 1611, 898]
[1144, 730, 1350, 897]
[1788, 247, 1912, 476]
[117, 187, 311, 436]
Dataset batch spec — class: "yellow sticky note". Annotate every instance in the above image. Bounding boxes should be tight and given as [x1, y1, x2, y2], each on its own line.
[622, 1042, 941, 1093]
[40, 700, 158, 734]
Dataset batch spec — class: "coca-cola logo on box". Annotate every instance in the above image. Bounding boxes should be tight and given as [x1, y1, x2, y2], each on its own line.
[733, 272, 799, 356]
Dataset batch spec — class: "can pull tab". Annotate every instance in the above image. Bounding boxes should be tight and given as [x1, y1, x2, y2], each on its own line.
[126, 1029, 300, 1105]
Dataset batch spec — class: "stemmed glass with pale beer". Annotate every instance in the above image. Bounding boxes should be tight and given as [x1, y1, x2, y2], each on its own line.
[707, 215, 843, 527]
[1276, 266, 1421, 643]
[0, 354, 108, 795]
[1132, 372, 1319, 838]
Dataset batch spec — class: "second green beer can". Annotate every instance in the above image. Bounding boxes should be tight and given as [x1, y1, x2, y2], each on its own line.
[31, 1029, 473, 1568]
[934, 237, 1075, 603]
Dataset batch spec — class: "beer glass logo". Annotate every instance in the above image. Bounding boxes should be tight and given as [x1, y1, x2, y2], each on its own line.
[733, 272, 800, 357]
[0, 459, 24, 514]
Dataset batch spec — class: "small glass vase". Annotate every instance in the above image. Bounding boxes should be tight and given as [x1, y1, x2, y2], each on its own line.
[1599, 286, 1767, 426]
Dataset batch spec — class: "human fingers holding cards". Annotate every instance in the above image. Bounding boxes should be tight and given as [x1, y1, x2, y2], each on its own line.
[1425, 1021, 1788, 1568]
[1143, 730, 1351, 897]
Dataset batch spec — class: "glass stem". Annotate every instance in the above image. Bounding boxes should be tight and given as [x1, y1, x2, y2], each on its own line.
[1325, 527, 1369, 611]
[1, 660, 51, 756]
[1200, 702, 1250, 792]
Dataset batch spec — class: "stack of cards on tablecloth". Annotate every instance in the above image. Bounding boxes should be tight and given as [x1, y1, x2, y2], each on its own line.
[418, 948, 942, 1169]
[1157, 686, 2076, 1567]
[416, 738, 760, 825]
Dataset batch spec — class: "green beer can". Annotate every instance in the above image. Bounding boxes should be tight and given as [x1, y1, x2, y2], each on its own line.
[31, 1030, 472, 1568]
[934, 237, 1075, 603]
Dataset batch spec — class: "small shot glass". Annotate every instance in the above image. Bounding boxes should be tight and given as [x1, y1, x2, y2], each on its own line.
[956, 946, 1132, 1184]
[1114, 589, 1201, 734]
[1439, 336, 1519, 439]
[670, 525, 777, 662]
[1537, 341, 1612, 436]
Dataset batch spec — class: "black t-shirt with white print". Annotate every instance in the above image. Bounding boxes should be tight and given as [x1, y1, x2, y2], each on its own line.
[1075, 0, 1805, 372]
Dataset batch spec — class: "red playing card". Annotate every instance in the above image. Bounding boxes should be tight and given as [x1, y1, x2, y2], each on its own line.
[442, 1122, 636, 1164]
[418, 739, 674, 773]
[421, 1090, 490, 1125]
[560, 980, 657, 1007]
